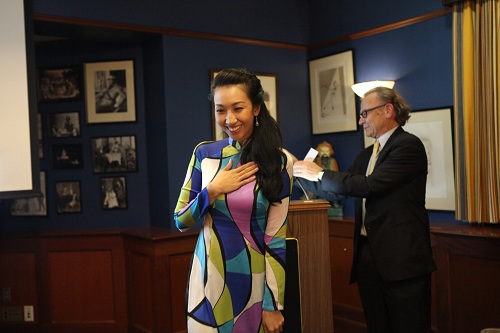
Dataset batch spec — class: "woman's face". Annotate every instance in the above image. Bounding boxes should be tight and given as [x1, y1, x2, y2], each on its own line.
[214, 84, 260, 144]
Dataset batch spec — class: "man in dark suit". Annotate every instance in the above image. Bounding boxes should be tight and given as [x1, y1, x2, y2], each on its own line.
[293, 87, 436, 333]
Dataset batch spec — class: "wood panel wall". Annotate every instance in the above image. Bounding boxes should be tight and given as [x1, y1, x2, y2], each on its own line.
[0, 237, 39, 333]
[328, 218, 366, 333]
[39, 232, 128, 333]
[329, 218, 500, 333]
[123, 227, 198, 333]
[431, 223, 500, 333]
[1, 221, 499, 332]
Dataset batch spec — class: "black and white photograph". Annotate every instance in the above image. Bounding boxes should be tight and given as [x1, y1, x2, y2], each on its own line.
[52, 143, 83, 169]
[100, 176, 127, 209]
[38, 67, 82, 102]
[48, 112, 80, 138]
[38, 113, 43, 158]
[84, 60, 136, 124]
[11, 171, 47, 216]
[91, 135, 137, 173]
[55, 181, 82, 213]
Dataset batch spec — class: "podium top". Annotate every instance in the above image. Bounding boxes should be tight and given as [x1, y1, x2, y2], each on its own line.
[289, 199, 331, 212]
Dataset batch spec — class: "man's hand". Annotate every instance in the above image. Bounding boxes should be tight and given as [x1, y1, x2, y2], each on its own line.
[262, 310, 284, 333]
[293, 160, 323, 182]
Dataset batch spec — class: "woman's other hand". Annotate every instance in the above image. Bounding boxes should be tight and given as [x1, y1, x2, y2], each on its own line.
[262, 310, 284, 333]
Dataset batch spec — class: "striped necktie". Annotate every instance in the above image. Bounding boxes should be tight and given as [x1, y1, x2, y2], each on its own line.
[362, 140, 380, 236]
[368, 140, 380, 175]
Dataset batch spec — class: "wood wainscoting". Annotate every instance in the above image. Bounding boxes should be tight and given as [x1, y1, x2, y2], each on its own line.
[328, 218, 367, 333]
[40, 231, 128, 333]
[431, 222, 500, 333]
[1, 221, 500, 332]
[0, 228, 197, 333]
[328, 218, 500, 333]
[123, 227, 198, 333]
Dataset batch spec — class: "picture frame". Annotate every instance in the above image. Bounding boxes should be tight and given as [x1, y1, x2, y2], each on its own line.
[100, 176, 127, 209]
[402, 107, 455, 210]
[309, 50, 357, 134]
[52, 143, 83, 169]
[37, 66, 82, 102]
[48, 111, 81, 138]
[38, 113, 43, 158]
[11, 171, 47, 216]
[55, 180, 82, 213]
[91, 135, 137, 174]
[210, 69, 278, 141]
[84, 60, 136, 124]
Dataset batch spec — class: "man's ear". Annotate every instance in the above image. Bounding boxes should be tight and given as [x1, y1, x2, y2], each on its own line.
[385, 103, 394, 118]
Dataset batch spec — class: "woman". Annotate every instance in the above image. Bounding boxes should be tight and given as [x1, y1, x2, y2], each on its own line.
[174, 68, 293, 333]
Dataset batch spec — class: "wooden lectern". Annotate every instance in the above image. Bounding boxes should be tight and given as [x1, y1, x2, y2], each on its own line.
[287, 199, 334, 332]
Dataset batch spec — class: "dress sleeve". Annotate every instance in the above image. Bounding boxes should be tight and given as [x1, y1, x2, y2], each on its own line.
[173, 143, 213, 231]
[262, 151, 294, 311]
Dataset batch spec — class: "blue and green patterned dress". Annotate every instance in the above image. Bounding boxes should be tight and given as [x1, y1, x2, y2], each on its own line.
[174, 137, 293, 332]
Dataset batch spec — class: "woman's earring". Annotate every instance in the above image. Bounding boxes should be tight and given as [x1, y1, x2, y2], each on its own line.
[255, 116, 259, 127]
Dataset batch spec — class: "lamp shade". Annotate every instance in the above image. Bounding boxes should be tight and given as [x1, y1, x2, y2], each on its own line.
[351, 80, 395, 97]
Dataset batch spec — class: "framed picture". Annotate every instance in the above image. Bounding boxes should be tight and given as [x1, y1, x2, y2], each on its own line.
[84, 60, 136, 124]
[210, 69, 278, 141]
[91, 135, 137, 173]
[55, 181, 82, 213]
[402, 107, 455, 210]
[37, 66, 82, 102]
[309, 50, 357, 134]
[11, 171, 47, 216]
[100, 176, 127, 209]
[48, 111, 81, 138]
[52, 143, 83, 169]
[38, 113, 43, 158]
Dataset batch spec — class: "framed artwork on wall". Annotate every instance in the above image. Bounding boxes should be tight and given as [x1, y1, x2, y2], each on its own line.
[10, 171, 47, 216]
[84, 60, 136, 124]
[100, 176, 127, 209]
[48, 111, 80, 138]
[51, 143, 83, 169]
[38, 113, 43, 158]
[91, 135, 137, 174]
[55, 180, 82, 213]
[309, 50, 357, 134]
[402, 107, 455, 210]
[210, 69, 278, 141]
[37, 66, 82, 102]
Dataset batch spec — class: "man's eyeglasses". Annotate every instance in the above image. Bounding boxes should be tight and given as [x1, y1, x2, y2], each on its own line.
[359, 104, 387, 118]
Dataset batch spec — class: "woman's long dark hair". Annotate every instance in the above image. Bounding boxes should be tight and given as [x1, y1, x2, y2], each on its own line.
[209, 68, 286, 202]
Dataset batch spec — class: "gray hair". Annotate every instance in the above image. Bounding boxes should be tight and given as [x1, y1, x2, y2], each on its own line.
[364, 86, 411, 125]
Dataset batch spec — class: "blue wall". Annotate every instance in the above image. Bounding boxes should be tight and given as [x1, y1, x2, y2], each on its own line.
[0, 40, 153, 232]
[0, 0, 457, 232]
[157, 35, 310, 228]
[307, 9, 456, 222]
[308, 1, 445, 44]
[32, 0, 310, 45]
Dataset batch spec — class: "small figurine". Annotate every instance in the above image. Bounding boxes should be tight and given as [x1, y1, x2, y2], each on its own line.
[314, 141, 339, 173]
[308, 141, 343, 217]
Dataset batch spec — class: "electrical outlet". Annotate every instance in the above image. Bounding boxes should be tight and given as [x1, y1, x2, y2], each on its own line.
[2, 306, 23, 322]
[23, 305, 34, 322]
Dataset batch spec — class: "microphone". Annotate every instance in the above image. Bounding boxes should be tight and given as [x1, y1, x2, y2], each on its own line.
[294, 177, 311, 201]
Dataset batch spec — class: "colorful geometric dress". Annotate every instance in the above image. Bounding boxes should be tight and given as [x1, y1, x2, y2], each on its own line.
[174, 137, 293, 332]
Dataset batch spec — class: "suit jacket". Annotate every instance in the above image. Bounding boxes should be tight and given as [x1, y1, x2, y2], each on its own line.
[300, 127, 436, 283]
